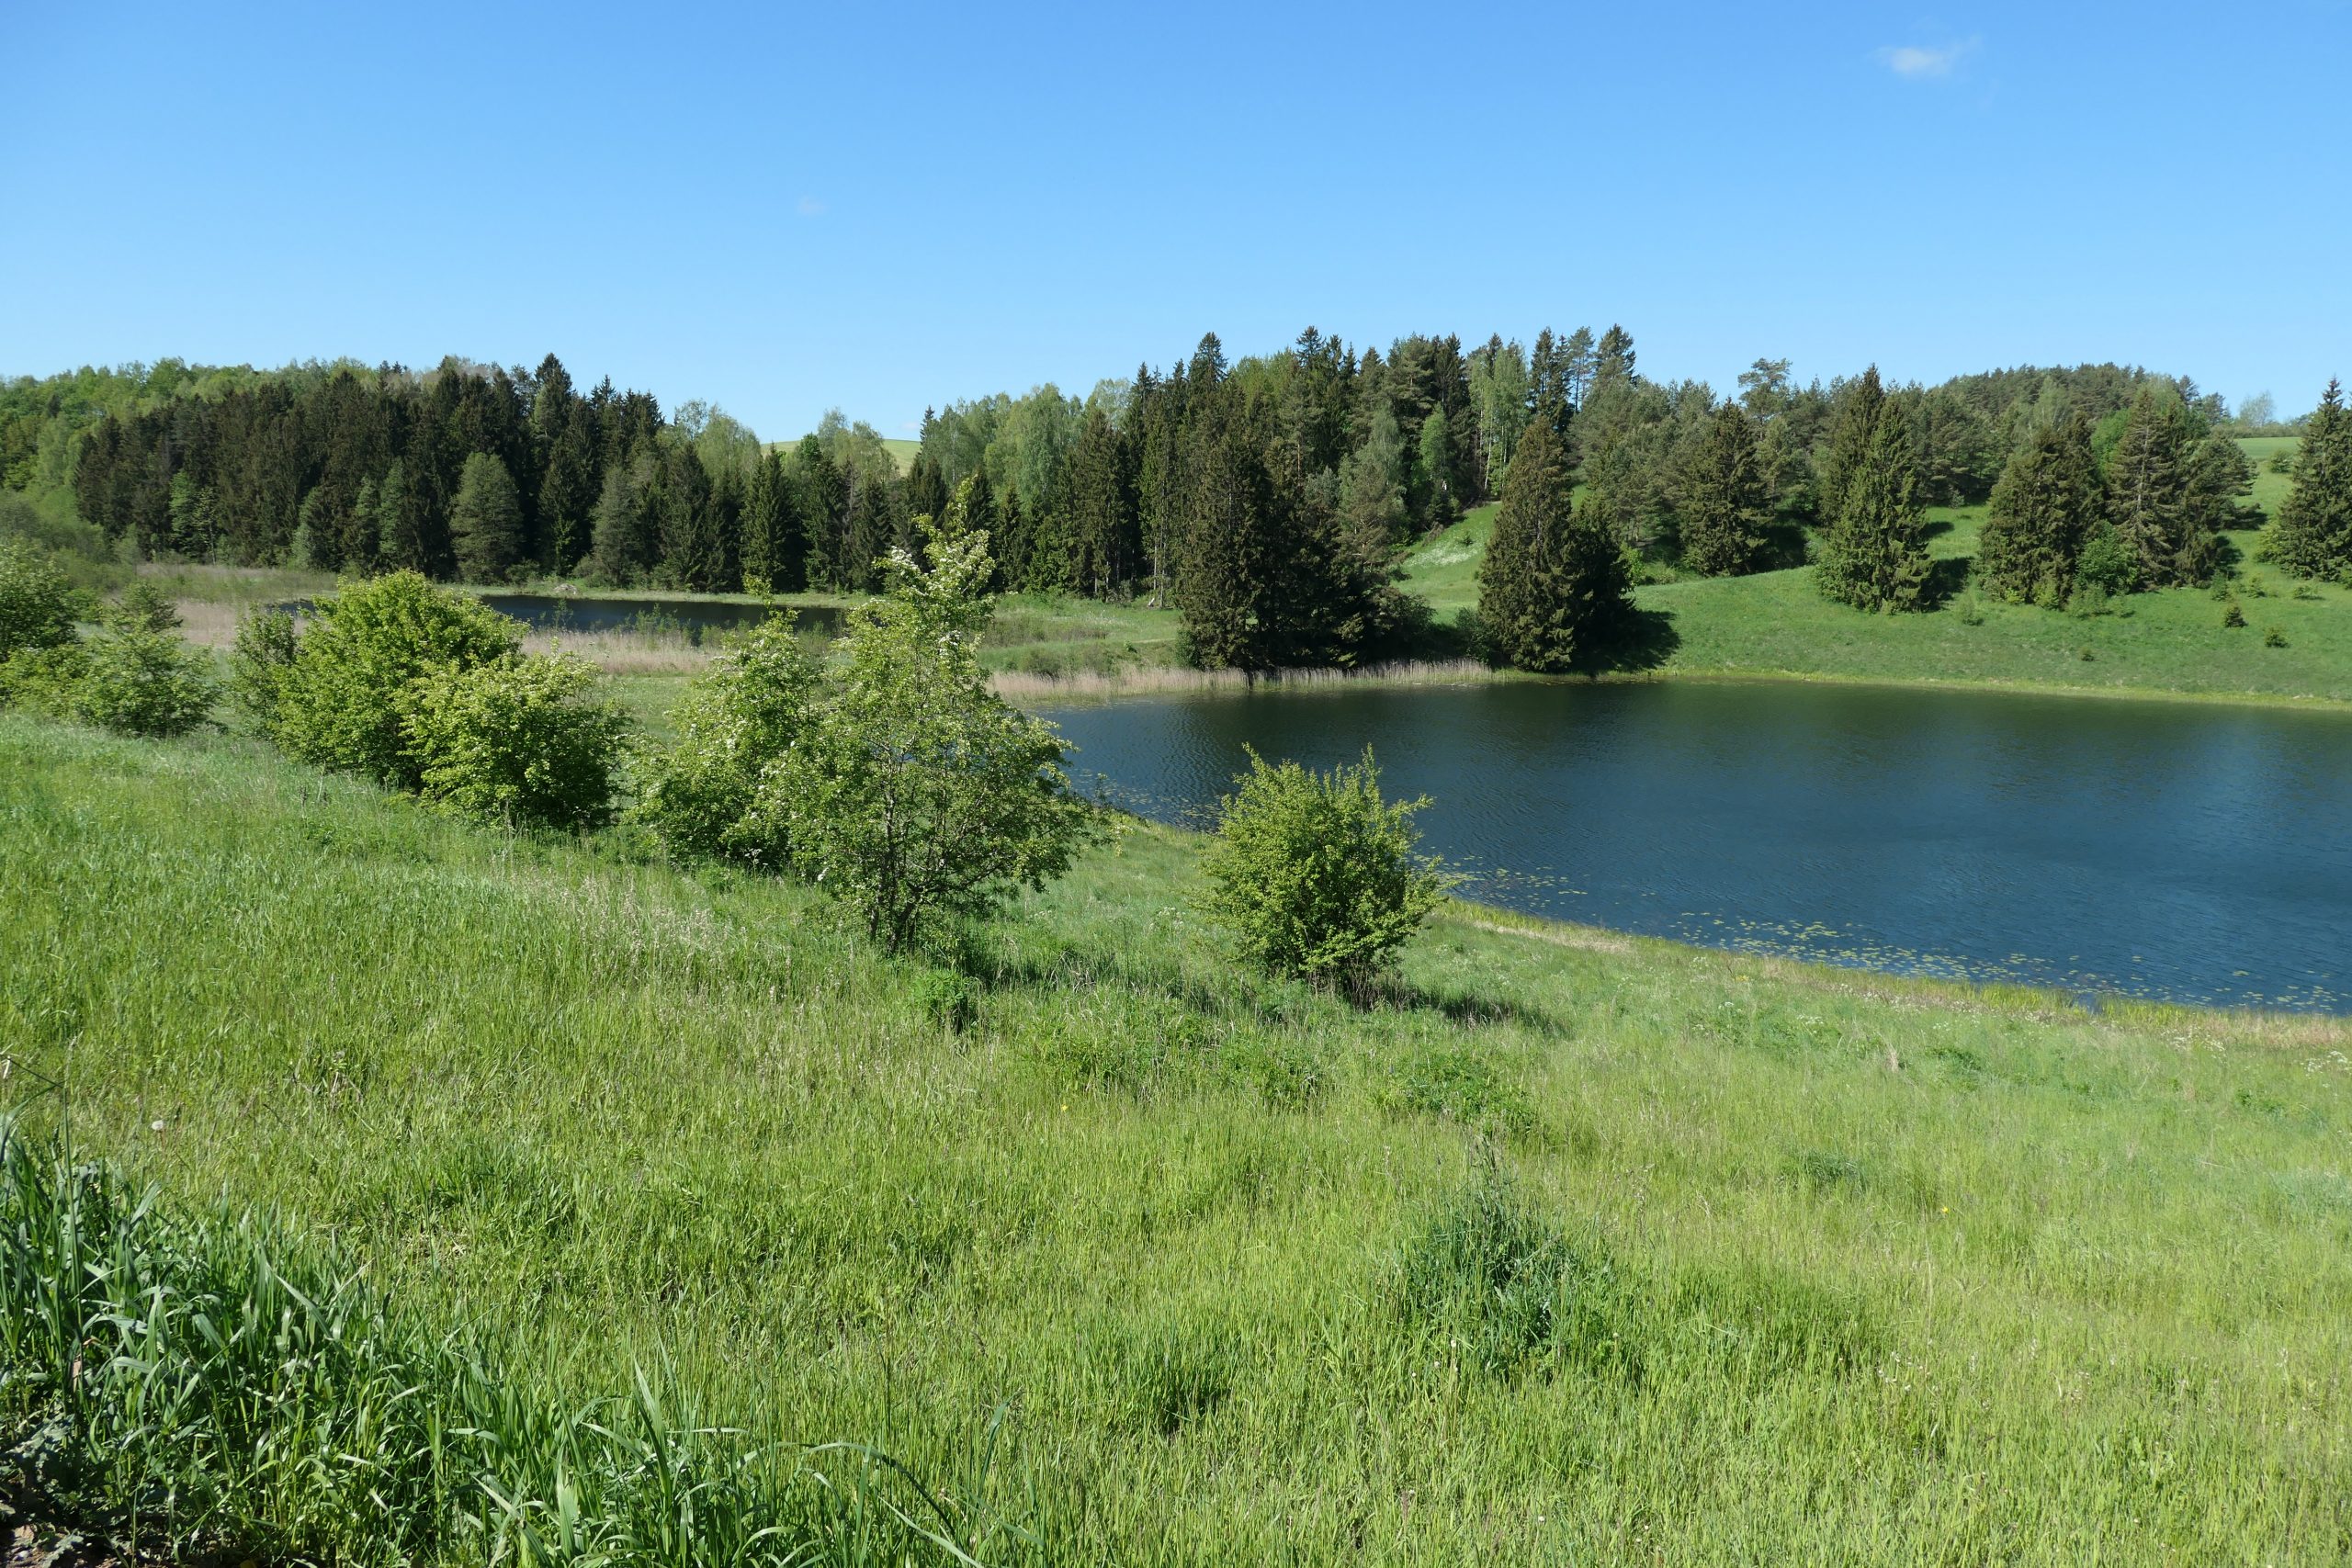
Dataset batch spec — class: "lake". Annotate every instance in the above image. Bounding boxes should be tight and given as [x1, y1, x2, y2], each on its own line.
[1038, 679, 2352, 1012]
[475, 594, 842, 638]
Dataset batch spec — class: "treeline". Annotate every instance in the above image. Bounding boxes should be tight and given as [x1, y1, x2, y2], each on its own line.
[12, 336, 2329, 670]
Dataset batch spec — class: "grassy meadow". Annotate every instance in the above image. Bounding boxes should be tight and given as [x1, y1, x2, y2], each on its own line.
[6, 714, 2351, 1562]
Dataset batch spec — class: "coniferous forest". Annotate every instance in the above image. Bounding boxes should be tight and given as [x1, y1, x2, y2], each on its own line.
[9, 330, 2345, 671]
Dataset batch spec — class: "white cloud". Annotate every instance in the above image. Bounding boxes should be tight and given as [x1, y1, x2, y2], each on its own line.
[796, 196, 826, 218]
[1876, 39, 1976, 78]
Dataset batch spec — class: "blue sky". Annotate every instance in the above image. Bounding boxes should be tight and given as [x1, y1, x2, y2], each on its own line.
[6, 1, 2346, 438]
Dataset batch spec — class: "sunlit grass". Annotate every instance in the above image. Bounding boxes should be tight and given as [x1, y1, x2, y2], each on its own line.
[4, 715, 2349, 1562]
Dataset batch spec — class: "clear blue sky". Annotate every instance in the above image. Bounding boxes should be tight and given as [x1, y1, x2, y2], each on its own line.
[6, 1, 2346, 438]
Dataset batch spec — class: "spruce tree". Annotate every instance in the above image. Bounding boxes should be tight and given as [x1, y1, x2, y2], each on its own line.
[1177, 415, 1281, 669]
[1977, 412, 2099, 604]
[2269, 378, 2352, 581]
[2105, 388, 2216, 588]
[1815, 405, 1930, 612]
[1815, 366, 1888, 526]
[450, 451, 524, 582]
[791, 436, 847, 591]
[537, 411, 598, 574]
[1066, 406, 1136, 597]
[1676, 403, 1770, 576]
[1477, 412, 1633, 670]
[375, 459, 431, 575]
[587, 449, 652, 586]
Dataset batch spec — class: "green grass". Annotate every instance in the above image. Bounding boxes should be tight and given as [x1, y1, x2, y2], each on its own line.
[6, 716, 2350, 1562]
[1398, 440, 2352, 705]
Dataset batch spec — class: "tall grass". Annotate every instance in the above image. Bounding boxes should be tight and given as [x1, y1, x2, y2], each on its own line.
[4, 715, 2352, 1562]
[0, 1121, 992, 1564]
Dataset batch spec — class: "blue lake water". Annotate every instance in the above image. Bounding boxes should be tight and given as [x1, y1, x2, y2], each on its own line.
[1038, 679, 2352, 1012]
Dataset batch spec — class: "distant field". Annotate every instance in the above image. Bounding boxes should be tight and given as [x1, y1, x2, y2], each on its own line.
[1398, 437, 2352, 706]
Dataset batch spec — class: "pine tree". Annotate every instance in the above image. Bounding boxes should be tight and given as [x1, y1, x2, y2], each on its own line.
[450, 451, 524, 582]
[1177, 415, 1282, 669]
[1477, 412, 1633, 670]
[537, 409, 598, 574]
[657, 444, 721, 591]
[905, 450, 950, 528]
[1676, 403, 1770, 576]
[1977, 412, 2099, 604]
[375, 459, 433, 575]
[1560, 326, 1597, 408]
[1589, 325, 1635, 400]
[2104, 388, 2217, 588]
[791, 436, 847, 591]
[1815, 406, 1930, 612]
[588, 445, 655, 585]
[2269, 378, 2352, 580]
[1066, 405, 1136, 596]
[1815, 366, 1889, 526]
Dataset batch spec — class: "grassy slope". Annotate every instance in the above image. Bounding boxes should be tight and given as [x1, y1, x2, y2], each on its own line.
[1401, 438, 2352, 705]
[6, 716, 2349, 1562]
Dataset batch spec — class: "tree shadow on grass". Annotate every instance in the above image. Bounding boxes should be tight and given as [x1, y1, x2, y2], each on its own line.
[1921, 556, 1973, 610]
[1569, 605, 1679, 676]
[951, 927, 1570, 1037]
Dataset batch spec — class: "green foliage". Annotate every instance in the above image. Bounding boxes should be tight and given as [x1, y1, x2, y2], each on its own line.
[2073, 522, 2139, 598]
[2265, 626, 2289, 648]
[2267, 379, 2352, 581]
[1478, 416, 1635, 670]
[449, 450, 524, 582]
[0, 536, 85, 664]
[1978, 413, 2100, 604]
[107, 579, 182, 633]
[634, 615, 819, 868]
[399, 653, 628, 830]
[268, 571, 521, 787]
[1677, 402, 1770, 576]
[0, 642, 90, 718]
[1815, 393, 1931, 612]
[67, 623, 216, 737]
[2105, 389, 2221, 589]
[229, 606, 298, 732]
[763, 502, 1097, 952]
[1195, 746, 1457, 990]
[2222, 599, 2247, 628]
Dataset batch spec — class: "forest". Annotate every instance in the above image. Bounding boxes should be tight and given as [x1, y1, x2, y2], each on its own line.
[8, 330, 2346, 672]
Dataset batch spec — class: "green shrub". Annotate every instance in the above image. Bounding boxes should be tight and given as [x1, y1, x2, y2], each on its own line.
[229, 606, 299, 733]
[0, 641, 90, 716]
[107, 580, 182, 633]
[2265, 626, 2289, 649]
[2066, 583, 2109, 617]
[70, 625, 216, 737]
[634, 615, 817, 868]
[763, 502, 1098, 953]
[2073, 524, 2138, 597]
[271, 571, 520, 787]
[398, 653, 628, 830]
[0, 536, 85, 664]
[2222, 599, 2247, 628]
[1196, 746, 1459, 993]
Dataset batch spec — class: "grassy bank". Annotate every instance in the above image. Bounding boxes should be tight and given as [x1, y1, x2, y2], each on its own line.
[5, 715, 2349, 1562]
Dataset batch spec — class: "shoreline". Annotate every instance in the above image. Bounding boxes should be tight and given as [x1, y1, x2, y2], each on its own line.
[1003, 652, 2352, 716]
